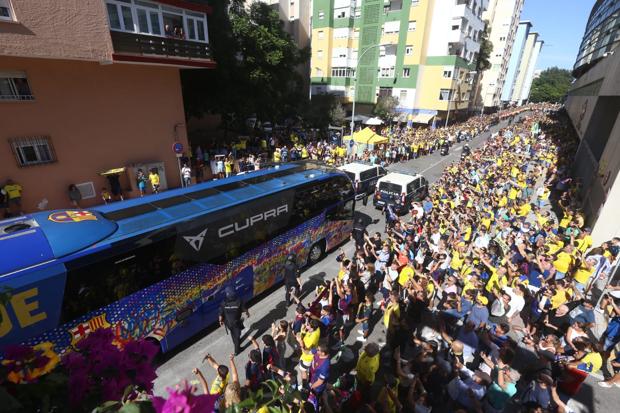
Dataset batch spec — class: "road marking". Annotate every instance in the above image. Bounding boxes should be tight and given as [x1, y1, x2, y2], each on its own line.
[455, 145, 462, 150]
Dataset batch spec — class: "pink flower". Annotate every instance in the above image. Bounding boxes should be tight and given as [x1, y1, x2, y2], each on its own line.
[151, 382, 218, 413]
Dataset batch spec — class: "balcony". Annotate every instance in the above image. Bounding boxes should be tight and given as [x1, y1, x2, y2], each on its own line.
[110, 31, 213, 68]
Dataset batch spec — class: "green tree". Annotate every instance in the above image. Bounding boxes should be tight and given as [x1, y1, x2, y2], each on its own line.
[181, 0, 309, 127]
[476, 21, 492, 72]
[373, 95, 399, 122]
[329, 102, 346, 126]
[529, 67, 573, 103]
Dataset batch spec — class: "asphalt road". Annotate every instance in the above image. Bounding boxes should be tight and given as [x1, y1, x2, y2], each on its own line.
[153, 115, 617, 413]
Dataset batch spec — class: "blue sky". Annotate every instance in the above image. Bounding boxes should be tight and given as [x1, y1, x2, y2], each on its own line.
[520, 0, 596, 70]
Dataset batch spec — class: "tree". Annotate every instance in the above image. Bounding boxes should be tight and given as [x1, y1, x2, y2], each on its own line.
[181, 0, 309, 127]
[529, 67, 573, 103]
[373, 95, 399, 122]
[329, 102, 346, 126]
[476, 21, 492, 72]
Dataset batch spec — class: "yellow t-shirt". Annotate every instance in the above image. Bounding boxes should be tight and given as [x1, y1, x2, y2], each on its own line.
[551, 289, 571, 309]
[3, 184, 22, 199]
[576, 236, 593, 253]
[579, 352, 602, 373]
[450, 251, 464, 271]
[300, 329, 321, 363]
[485, 268, 507, 293]
[517, 203, 532, 217]
[149, 173, 160, 186]
[553, 252, 573, 274]
[546, 240, 564, 255]
[209, 372, 229, 395]
[356, 351, 380, 384]
[384, 302, 400, 328]
[573, 263, 594, 285]
[398, 266, 415, 287]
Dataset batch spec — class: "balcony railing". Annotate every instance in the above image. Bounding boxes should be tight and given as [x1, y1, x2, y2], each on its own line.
[110, 31, 211, 61]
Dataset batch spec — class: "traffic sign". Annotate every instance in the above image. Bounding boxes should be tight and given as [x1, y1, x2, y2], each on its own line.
[172, 142, 184, 154]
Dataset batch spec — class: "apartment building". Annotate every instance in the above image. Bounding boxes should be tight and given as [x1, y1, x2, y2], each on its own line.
[478, 0, 524, 111]
[499, 20, 543, 106]
[310, 0, 487, 125]
[1, 0, 214, 213]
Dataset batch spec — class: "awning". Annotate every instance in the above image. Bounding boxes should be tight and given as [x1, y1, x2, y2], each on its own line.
[99, 167, 126, 176]
[343, 127, 389, 145]
[411, 113, 436, 124]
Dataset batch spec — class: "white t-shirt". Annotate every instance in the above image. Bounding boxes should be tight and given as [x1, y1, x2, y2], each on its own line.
[504, 287, 525, 318]
[383, 268, 399, 290]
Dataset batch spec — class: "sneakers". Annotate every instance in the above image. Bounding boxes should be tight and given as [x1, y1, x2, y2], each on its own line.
[598, 381, 614, 388]
[356, 336, 367, 342]
[357, 329, 365, 334]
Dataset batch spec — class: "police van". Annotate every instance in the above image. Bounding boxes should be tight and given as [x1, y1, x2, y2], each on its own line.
[338, 162, 387, 199]
[373, 172, 428, 214]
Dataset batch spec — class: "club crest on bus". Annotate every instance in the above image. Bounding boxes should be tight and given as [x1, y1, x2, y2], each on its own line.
[49, 210, 98, 223]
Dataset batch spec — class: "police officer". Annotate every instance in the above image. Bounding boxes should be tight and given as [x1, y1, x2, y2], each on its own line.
[283, 254, 302, 306]
[351, 218, 366, 250]
[219, 286, 249, 355]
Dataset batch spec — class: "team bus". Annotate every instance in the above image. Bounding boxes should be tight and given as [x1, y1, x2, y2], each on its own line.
[0, 162, 355, 355]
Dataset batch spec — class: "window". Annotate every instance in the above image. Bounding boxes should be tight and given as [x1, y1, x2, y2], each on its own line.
[402, 68, 411, 77]
[318, 30, 324, 39]
[379, 67, 395, 78]
[331, 67, 355, 78]
[452, 24, 460, 31]
[317, 50, 324, 59]
[354, 7, 361, 17]
[360, 169, 378, 181]
[383, 20, 400, 34]
[353, 28, 360, 38]
[400, 89, 408, 102]
[104, 0, 208, 43]
[0, 74, 33, 100]
[335, 10, 346, 19]
[318, 10, 325, 19]
[408, 20, 416, 31]
[439, 89, 452, 101]
[75, 182, 97, 200]
[9, 136, 56, 167]
[405, 45, 413, 55]
[411, 0, 419, 5]
[0, 0, 14, 21]
[61, 236, 188, 322]
[443, 70, 452, 78]
[499, 36, 506, 41]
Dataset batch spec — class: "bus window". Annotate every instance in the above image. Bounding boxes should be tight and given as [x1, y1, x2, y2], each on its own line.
[61, 236, 183, 323]
[327, 200, 354, 221]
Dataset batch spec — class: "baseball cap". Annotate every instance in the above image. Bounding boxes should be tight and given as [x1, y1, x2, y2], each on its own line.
[477, 296, 489, 306]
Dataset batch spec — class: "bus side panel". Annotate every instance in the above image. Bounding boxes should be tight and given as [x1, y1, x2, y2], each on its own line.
[0, 263, 66, 351]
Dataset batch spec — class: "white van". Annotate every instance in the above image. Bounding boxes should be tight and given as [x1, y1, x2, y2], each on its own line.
[373, 172, 428, 214]
[338, 163, 387, 198]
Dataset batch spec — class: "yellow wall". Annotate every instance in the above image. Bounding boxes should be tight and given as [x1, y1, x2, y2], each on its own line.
[311, 27, 333, 77]
[404, 0, 434, 65]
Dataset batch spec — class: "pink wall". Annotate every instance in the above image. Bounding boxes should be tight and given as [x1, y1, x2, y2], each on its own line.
[0, 56, 189, 212]
[0, 0, 113, 62]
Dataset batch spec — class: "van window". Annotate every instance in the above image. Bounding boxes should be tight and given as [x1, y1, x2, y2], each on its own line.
[406, 182, 415, 194]
[360, 168, 377, 181]
[412, 178, 421, 190]
[378, 167, 387, 176]
[344, 171, 356, 182]
[378, 181, 401, 196]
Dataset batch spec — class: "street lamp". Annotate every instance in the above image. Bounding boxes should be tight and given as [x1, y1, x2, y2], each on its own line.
[350, 43, 392, 136]
[444, 70, 476, 128]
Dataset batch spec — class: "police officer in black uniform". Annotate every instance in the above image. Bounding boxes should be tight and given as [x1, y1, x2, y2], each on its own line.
[283, 253, 301, 306]
[219, 286, 249, 355]
[351, 218, 366, 250]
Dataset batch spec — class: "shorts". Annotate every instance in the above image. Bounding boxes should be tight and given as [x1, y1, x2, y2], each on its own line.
[138, 181, 146, 190]
[299, 359, 312, 371]
[8, 197, 21, 206]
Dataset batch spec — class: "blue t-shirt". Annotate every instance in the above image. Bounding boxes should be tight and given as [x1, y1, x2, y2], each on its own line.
[310, 352, 330, 394]
[468, 305, 489, 328]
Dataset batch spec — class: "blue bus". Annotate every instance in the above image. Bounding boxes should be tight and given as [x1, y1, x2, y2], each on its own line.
[0, 162, 355, 354]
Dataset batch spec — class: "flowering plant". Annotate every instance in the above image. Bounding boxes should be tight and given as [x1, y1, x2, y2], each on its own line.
[151, 381, 219, 413]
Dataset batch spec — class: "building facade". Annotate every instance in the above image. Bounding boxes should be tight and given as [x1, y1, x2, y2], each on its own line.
[1, 0, 214, 213]
[478, 0, 524, 111]
[573, 0, 620, 77]
[500, 20, 530, 103]
[565, 0, 620, 245]
[310, 0, 487, 124]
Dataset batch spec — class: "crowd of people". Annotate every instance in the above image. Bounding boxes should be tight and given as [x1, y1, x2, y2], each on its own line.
[188, 106, 620, 413]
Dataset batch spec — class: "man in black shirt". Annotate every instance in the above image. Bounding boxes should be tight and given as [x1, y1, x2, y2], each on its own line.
[351, 218, 366, 250]
[283, 254, 302, 306]
[219, 286, 249, 355]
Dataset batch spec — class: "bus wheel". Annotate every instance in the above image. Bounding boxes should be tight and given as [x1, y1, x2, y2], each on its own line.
[307, 241, 325, 266]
